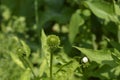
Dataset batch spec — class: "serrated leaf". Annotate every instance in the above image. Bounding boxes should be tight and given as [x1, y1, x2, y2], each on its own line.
[41, 30, 47, 50]
[10, 52, 25, 69]
[111, 53, 120, 64]
[74, 46, 114, 66]
[41, 29, 50, 58]
[113, 49, 120, 59]
[39, 30, 50, 77]
[69, 10, 84, 43]
[112, 49, 120, 64]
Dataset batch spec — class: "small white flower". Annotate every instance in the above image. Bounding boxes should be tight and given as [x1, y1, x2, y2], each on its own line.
[82, 57, 88, 63]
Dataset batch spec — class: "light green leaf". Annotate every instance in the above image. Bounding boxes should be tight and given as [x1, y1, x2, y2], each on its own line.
[20, 68, 31, 80]
[112, 66, 120, 76]
[69, 10, 84, 43]
[10, 52, 25, 69]
[41, 30, 47, 47]
[74, 46, 114, 66]
[39, 30, 50, 77]
[41, 29, 50, 58]
[115, 4, 120, 16]
[55, 60, 79, 80]
[39, 59, 47, 77]
[20, 40, 31, 57]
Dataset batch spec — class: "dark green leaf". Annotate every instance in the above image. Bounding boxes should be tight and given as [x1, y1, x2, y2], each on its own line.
[74, 46, 114, 66]
[84, 0, 117, 22]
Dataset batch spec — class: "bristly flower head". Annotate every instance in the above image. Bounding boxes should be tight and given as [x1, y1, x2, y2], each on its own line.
[47, 35, 60, 49]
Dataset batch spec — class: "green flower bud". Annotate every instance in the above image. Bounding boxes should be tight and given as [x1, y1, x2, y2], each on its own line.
[47, 35, 60, 49]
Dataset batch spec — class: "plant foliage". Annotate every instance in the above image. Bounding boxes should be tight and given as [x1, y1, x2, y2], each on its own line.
[0, 0, 120, 80]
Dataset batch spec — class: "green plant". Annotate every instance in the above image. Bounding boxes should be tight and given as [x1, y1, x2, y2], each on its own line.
[47, 35, 60, 80]
[1, 0, 120, 80]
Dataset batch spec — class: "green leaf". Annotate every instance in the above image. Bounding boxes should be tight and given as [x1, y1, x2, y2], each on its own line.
[111, 53, 120, 64]
[112, 66, 120, 76]
[41, 30, 48, 53]
[20, 40, 31, 57]
[84, 0, 116, 21]
[108, 40, 120, 51]
[115, 4, 120, 16]
[41, 29, 50, 58]
[111, 49, 120, 64]
[69, 10, 84, 43]
[54, 60, 79, 80]
[39, 30, 50, 77]
[39, 59, 47, 77]
[113, 49, 120, 59]
[20, 68, 31, 80]
[10, 52, 25, 69]
[74, 46, 114, 66]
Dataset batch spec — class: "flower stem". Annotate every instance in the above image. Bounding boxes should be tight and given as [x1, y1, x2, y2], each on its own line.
[23, 57, 37, 78]
[34, 0, 39, 27]
[50, 51, 53, 80]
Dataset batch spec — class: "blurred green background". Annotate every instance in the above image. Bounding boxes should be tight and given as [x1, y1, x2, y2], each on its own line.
[1, 0, 120, 80]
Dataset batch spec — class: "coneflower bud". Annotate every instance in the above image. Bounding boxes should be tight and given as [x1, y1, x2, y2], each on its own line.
[47, 35, 60, 50]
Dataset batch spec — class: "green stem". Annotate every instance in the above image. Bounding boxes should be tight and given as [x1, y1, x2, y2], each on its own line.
[34, 0, 39, 27]
[118, 25, 120, 43]
[34, 0, 42, 45]
[50, 51, 53, 80]
[23, 57, 37, 78]
[55, 61, 73, 74]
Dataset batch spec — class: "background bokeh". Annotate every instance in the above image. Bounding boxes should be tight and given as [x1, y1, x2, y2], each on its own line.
[0, 0, 120, 80]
